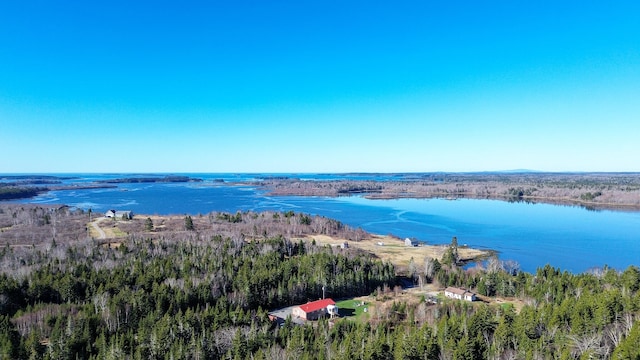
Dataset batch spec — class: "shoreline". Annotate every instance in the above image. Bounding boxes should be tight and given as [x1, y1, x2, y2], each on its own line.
[259, 189, 640, 212]
[362, 193, 640, 212]
[254, 173, 640, 211]
[5, 187, 640, 212]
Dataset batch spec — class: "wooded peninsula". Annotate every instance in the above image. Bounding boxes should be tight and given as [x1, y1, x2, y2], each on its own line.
[1, 204, 639, 359]
[255, 172, 640, 210]
[0, 175, 201, 200]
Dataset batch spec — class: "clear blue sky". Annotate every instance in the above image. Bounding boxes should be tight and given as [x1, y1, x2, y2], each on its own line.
[1, 1, 639, 173]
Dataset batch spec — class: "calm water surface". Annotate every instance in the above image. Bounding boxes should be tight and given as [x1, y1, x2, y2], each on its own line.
[12, 174, 640, 273]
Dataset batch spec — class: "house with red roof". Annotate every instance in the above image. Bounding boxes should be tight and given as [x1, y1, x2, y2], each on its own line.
[292, 298, 337, 320]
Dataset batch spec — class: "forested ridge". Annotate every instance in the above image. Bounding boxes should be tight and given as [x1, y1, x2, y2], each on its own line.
[0, 205, 639, 359]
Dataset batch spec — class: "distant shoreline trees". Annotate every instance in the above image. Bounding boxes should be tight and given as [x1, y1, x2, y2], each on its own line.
[0, 187, 45, 200]
[259, 173, 640, 209]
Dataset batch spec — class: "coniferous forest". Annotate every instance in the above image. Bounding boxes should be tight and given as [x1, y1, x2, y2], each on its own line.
[1, 205, 639, 359]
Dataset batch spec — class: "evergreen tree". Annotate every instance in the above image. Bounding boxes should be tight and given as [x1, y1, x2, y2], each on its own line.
[185, 215, 194, 230]
[0, 315, 21, 359]
[145, 217, 154, 231]
[442, 237, 460, 266]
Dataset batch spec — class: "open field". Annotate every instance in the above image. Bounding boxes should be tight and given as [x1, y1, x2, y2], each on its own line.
[305, 234, 489, 268]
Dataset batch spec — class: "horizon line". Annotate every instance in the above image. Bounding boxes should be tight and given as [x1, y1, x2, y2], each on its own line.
[3, 170, 640, 175]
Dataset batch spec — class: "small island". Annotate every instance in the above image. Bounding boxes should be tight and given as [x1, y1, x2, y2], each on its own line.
[96, 175, 203, 184]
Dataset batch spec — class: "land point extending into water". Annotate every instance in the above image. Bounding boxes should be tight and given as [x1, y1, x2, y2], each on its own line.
[304, 234, 489, 270]
[0, 203, 488, 266]
[253, 172, 640, 211]
[83, 213, 490, 271]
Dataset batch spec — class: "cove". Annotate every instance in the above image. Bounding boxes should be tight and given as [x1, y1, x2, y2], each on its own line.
[329, 196, 640, 274]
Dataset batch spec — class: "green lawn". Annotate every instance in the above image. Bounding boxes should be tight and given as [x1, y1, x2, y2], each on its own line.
[336, 298, 370, 322]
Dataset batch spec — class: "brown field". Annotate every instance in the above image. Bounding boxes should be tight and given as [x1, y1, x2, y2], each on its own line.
[304, 234, 489, 268]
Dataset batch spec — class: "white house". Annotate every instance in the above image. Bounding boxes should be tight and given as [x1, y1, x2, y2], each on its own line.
[405, 238, 417, 247]
[444, 287, 476, 302]
[105, 210, 133, 220]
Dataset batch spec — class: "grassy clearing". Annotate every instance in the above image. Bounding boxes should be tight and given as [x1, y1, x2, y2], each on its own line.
[90, 218, 129, 239]
[110, 227, 127, 237]
[88, 225, 101, 238]
[336, 298, 371, 322]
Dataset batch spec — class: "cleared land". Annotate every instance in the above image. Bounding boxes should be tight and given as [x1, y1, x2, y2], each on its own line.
[305, 234, 489, 268]
[335, 298, 371, 322]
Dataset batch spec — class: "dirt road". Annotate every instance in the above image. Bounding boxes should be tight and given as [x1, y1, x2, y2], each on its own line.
[90, 218, 107, 239]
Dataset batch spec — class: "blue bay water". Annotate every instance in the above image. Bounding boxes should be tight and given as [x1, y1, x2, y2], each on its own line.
[11, 174, 640, 273]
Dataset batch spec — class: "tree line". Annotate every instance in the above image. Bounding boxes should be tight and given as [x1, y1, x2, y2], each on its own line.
[0, 226, 395, 359]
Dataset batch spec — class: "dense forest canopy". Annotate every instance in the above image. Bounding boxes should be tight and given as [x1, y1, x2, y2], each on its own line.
[0, 205, 639, 359]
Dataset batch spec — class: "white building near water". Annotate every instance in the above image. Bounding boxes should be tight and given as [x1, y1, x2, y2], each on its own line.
[405, 238, 417, 247]
[444, 287, 477, 302]
[105, 210, 133, 220]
